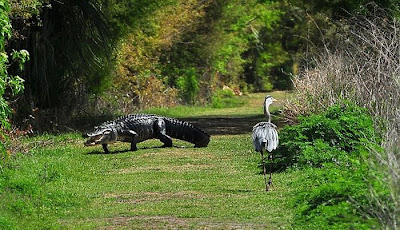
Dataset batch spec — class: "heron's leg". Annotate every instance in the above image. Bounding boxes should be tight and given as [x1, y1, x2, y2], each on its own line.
[268, 153, 274, 189]
[260, 151, 268, 192]
[102, 144, 110, 154]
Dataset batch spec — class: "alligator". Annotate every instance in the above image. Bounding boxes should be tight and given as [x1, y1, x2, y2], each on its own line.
[83, 114, 210, 153]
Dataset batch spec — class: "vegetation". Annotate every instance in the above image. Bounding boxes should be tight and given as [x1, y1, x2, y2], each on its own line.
[1, 0, 400, 229]
[0, 95, 298, 229]
[276, 103, 379, 168]
[285, 9, 400, 228]
[277, 103, 383, 229]
[0, 0, 27, 155]
[4, 0, 399, 124]
[0, 92, 389, 229]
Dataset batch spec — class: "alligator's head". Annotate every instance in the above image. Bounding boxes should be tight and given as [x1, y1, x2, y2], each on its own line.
[83, 127, 118, 146]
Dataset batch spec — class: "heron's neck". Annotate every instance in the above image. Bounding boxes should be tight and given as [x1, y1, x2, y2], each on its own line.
[264, 103, 271, 123]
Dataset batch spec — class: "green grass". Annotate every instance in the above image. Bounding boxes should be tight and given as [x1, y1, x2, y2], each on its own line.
[1, 135, 299, 229]
[0, 91, 299, 229]
[141, 91, 289, 118]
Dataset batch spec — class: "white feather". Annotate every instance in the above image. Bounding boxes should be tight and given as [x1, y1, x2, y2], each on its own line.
[252, 122, 278, 152]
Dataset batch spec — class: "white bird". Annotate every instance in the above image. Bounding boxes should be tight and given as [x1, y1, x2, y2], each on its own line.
[252, 95, 279, 191]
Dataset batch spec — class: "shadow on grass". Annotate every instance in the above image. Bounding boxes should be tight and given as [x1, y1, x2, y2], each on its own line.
[86, 145, 195, 155]
[182, 113, 281, 136]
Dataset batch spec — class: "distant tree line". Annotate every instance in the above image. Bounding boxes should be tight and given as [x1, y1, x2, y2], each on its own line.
[4, 0, 400, 128]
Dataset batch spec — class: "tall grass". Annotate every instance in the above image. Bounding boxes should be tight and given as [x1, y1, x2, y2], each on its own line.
[285, 8, 400, 229]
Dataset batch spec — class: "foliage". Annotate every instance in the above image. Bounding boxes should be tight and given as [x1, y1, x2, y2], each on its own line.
[176, 68, 199, 105]
[284, 10, 400, 228]
[5, 0, 400, 129]
[93, 75, 178, 116]
[160, 0, 286, 93]
[211, 88, 244, 109]
[0, 0, 27, 156]
[293, 163, 380, 229]
[8, 0, 113, 116]
[275, 102, 378, 169]
[108, 0, 206, 110]
[275, 103, 384, 228]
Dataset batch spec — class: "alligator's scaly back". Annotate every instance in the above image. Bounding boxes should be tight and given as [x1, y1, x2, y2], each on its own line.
[164, 117, 210, 147]
[84, 113, 210, 153]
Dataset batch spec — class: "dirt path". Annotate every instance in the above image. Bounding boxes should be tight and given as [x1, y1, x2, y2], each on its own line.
[183, 91, 287, 135]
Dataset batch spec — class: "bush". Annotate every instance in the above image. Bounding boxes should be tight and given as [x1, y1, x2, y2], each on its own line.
[293, 164, 380, 230]
[176, 68, 199, 105]
[0, 0, 27, 157]
[211, 89, 244, 108]
[277, 103, 384, 228]
[284, 10, 400, 228]
[275, 102, 379, 169]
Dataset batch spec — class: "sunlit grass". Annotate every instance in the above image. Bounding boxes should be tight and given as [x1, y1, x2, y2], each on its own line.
[141, 91, 290, 118]
[0, 91, 299, 229]
[0, 133, 299, 229]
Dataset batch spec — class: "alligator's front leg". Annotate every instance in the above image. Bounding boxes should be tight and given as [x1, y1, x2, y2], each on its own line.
[155, 119, 173, 147]
[102, 144, 110, 154]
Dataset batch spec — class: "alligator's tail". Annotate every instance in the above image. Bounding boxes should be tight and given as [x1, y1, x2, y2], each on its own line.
[164, 118, 210, 147]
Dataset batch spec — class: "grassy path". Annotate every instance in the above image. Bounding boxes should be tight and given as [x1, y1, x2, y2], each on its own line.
[2, 92, 297, 229]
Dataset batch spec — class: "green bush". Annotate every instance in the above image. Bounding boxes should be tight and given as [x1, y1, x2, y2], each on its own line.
[176, 68, 199, 105]
[293, 162, 380, 229]
[277, 102, 383, 229]
[211, 89, 244, 108]
[0, 0, 27, 157]
[275, 102, 379, 169]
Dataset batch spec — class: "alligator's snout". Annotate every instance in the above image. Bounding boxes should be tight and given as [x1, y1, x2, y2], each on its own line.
[84, 140, 96, 146]
[84, 134, 103, 146]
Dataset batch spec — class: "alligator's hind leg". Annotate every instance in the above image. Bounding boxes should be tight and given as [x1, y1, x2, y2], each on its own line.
[121, 130, 138, 151]
[155, 119, 173, 147]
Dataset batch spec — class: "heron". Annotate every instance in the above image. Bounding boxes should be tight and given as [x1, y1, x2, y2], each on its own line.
[252, 95, 279, 191]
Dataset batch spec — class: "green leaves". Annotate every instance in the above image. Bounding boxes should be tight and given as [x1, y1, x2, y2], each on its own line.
[278, 102, 383, 228]
[0, 0, 27, 157]
[275, 102, 379, 169]
[176, 68, 199, 105]
[11, 50, 29, 71]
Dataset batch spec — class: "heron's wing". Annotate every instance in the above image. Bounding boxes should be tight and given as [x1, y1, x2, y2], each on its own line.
[252, 122, 278, 152]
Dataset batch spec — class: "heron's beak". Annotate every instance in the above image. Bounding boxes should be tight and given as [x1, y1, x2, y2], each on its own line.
[273, 98, 278, 102]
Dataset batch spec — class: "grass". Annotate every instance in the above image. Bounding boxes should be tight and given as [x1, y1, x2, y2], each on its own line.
[141, 91, 289, 118]
[0, 91, 299, 229]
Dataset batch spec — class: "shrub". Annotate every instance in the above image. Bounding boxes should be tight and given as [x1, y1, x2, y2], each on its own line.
[275, 102, 378, 169]
[176, 68, 199, 105]
[283, 9, 400, 228]
[276, 103, 385, 228]
[293, 163, 380, 230]
[0, 0, 27, 158]
[211, 89, 244, 108]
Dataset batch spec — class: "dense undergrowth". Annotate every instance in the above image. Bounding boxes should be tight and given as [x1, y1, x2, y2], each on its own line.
[278, 102, 386, 229]
[284, 10, 400, 228]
